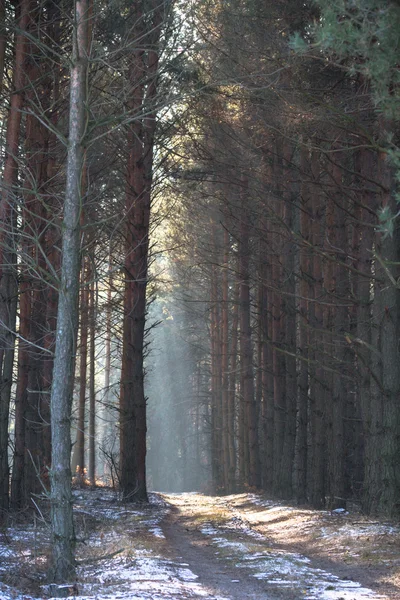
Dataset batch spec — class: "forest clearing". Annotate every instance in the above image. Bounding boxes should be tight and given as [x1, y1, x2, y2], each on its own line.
[0, 488, 399, 600]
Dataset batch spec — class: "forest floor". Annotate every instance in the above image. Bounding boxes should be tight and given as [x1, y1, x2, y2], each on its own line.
[0, 487, 399, 600]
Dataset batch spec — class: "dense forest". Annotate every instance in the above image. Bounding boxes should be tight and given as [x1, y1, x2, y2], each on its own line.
[0, 0, 399, 587]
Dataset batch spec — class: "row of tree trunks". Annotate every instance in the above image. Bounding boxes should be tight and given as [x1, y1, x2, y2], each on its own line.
[4, 0, 62, 513]
[204, 128, 400, 517]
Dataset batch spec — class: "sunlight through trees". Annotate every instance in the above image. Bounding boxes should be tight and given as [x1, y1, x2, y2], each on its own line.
[0, 0, 398, 589]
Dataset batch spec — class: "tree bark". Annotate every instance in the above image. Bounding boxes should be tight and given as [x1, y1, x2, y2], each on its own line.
[328, 153, 349, 509]
[308, 152, 326, 508]
[295, 145, 311, 503]
[0, 0, 29, 516]
[49, 0, 89, 582]
[0, 0, 6, 93]
[239, 182, 260, 488]
[10, 277, 30, 508]
[72, 263, 89, 480]
[228, 277, 239, 490]
[88, 278, 96, 486]
[120, 1, 163, 501]
[221, 228, 230, 491]
[369, 141, 400, 517]
[210, 262, 222, 490]
[271, 151, 286, 493]
[351, 149, 376, 511]
[276, 143, 297, 499]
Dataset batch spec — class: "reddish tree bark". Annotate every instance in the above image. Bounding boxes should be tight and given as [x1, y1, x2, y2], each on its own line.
[221, 227, 230, 490]
[295, 145, 312, 503]
[228, 277, 239, 490]
[276, 143, 297, 499]
[210, 262, 222, 490]
[239, 181, 260, 488]
[0, 0, 29, 514]
[308, 152, 326, 508]
[271, 151, 286, 493]
[328, 151, 350, 509]
[120, 1, 163, 501]
[368, 138, 400, 517]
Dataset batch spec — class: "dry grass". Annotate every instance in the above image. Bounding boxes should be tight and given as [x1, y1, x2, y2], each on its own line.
[226, 494, 400, 598]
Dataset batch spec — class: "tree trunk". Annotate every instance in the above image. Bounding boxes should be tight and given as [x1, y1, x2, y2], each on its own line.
[276, 143, 297, 499]
[351, 149, 375, 511]
[228, 277, 239, 490]
[369, 142, 400, 517]
[10, 278, 30, 508]
[120, 2, 162, 502]
[308, 152, 326, 508]
[22, 64, 51, 503]
[49, 0, 89, 582]
[0, 0, 6, 93]
[271, 153, 286, 493]
[239, 183, 260, 488]
[40, 0, 62, 481]
[72, 263, 89, 480]
[295, 145, 311, 503]
[102, 251, 113, 476]
[327, 153, 349, 509]
[0, 0, 29, 516]
[210, 263, 222, 490]
[88, 279, 96, 486]
[221, 228, 230, 491]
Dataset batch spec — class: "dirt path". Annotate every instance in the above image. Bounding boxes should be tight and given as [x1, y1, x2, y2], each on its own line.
[162, 504, 285, 600]
[161, 493, 391, 600]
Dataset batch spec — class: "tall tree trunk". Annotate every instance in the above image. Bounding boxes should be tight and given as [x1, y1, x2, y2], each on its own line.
[23, 61, 51, 502]
[49, 0, 89, 582]
[72, 263, 89, 480]
[227, 277, 239, 490]
[351, 150, 375, 511]
[259, 181, 275, 492]
[88, 278, 96, 486]
[308, 152, 326, 508]
[369, 141, 400, 517]
[210, 263, 222, 490]
[0, 0, 6, 93]
[239, 183, 260, 488]
[102, 251, 113, 476]
[328, 153, 350, 509]
[10, 278, 30, 508]
[120, 2, 162, 501]
[0, 0, 29, 516]
[277, 143, 297, 499]
[295, 145, 311, 503]
[40, 0, 62, 480]
[221, 228, 230, 490]
[271, 152, 286, 493]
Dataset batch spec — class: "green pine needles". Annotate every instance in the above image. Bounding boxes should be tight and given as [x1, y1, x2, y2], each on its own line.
[290, 0, 400, 232]
[290, 0, 400, 118]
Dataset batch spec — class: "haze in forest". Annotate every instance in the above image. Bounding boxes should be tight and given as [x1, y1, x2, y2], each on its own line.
[0, 0, 399, 589]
